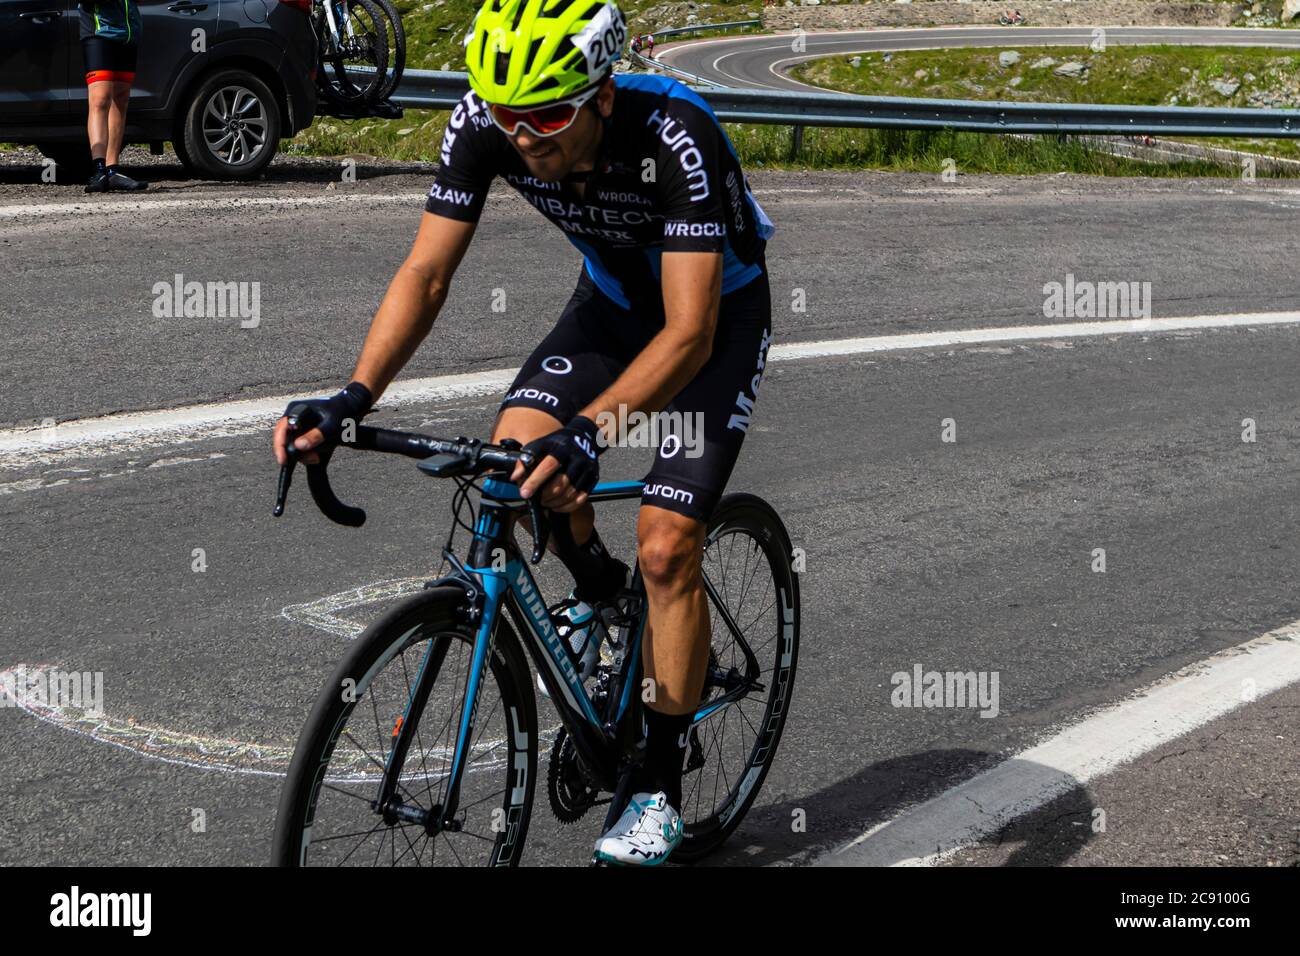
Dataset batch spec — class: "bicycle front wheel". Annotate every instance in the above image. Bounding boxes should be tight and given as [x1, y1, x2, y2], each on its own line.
[272, 586, 537, 866]
[675, 493, 800, 863]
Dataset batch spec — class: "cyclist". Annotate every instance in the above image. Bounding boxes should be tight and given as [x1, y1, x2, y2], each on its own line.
[272, 0, 774, 866]
[79, 0, 149, 192]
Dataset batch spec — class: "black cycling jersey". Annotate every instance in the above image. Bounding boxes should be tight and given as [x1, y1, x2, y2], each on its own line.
[425, 73, 775, 312]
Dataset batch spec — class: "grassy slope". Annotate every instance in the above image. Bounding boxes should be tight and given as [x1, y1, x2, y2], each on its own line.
[793, 45, 1300, 164]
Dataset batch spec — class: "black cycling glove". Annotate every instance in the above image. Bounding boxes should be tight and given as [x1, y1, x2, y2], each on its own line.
[522, 415, 605, 494]
[283, 381, 373, 454]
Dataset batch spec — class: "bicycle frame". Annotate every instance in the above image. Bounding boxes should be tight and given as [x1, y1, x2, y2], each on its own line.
[373, 473, 766, 834]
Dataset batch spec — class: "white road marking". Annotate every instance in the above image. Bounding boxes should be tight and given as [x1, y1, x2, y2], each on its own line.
[818, 622, 1300, 866]
[0, 566, 562, 776]
[4, 310, 1300, 468]
[0, 662, 523, 778]
[281, 576, 435, 638]
[0, 193, 429, 220]
[0, 369, 514, 469]
[0, 186, 854, 221]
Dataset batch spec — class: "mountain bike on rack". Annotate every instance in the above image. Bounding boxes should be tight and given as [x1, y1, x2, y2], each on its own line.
[269, 424, 800, 866]
[312, 0, 405, 110]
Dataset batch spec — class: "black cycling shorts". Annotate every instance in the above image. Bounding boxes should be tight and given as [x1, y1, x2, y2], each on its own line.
[82, 36, 138, 85]
[500, 268, 773, 523]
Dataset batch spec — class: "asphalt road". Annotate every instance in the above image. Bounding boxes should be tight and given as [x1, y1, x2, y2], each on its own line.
[2, 155, 1299, 866]
[654, 25, 1300, 90]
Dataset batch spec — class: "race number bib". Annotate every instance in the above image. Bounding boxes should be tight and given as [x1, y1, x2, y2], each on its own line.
[572, 4, 628, 83]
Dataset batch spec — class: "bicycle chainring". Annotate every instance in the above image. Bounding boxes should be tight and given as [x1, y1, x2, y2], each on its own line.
[547, 728, 600, 824]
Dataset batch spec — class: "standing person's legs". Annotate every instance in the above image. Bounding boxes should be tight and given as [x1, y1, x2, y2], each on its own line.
[83, 37, 146, 191]
[86, 80, 131, 166]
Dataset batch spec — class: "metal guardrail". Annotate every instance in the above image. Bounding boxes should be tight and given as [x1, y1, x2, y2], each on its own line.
[391, 67, 1300, 140]
[388, 16, 1300, 152]
[648, 18, 762, 40]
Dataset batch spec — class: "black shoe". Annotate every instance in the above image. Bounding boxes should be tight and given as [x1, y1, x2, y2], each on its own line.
[104, 169, 148, 192]
[85, 170, 110, 193]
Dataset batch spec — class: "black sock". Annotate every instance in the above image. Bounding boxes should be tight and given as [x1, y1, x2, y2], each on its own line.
[556, 525, 627, 604]
[641, 708, 692, 810]
[93, 158, 106, 173]
[106, 164, 119, 176]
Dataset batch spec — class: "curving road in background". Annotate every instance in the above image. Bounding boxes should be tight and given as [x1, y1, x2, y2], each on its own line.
[654, 25, 1300, 90]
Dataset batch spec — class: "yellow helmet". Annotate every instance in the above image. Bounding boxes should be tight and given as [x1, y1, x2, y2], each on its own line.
[465, 0, 627, 107]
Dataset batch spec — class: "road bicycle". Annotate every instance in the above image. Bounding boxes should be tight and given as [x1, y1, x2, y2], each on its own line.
[269, 424, 800, 866]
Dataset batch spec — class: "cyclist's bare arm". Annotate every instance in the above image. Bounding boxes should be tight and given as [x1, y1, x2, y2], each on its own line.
[273, 212, 476, 465]
[515, 250, 722, 502]
[351, 212, 477, 400]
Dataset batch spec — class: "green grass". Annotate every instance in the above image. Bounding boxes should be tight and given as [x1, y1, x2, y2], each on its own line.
[792, 44, 1300, 108]
[790, 44, 1300, 169]
[726, 123, 1233, 176]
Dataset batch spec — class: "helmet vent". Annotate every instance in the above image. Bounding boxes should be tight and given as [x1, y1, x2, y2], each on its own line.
[524, 36, 545, 75]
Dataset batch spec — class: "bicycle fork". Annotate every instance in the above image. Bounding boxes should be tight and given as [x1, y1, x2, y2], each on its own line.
[370, 570, 503, 836]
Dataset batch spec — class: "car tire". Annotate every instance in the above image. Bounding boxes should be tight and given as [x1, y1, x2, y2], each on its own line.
[170, 134, 199, 177]
[35, 144, 94, 183]
[181, 69, 282, 179]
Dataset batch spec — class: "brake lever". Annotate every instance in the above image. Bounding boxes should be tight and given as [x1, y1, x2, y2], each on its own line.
[273, 420, 303, 517]
[510, 448, 548, 565]
[527, 495, 549, 565]
[272, 460, 295, 517]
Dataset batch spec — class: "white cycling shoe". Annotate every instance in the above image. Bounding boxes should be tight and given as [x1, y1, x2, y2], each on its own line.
[593, 791, 683, 866]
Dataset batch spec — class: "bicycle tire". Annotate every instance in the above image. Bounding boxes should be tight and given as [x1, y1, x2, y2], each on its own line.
[272, 585, 538, 867]
[673, 492, 800, 863]
[316, 0, 389, 109]
[370, 0, 407, 103]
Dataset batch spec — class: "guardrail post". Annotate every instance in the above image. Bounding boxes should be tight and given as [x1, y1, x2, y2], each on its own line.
[790, 124, 804, 161]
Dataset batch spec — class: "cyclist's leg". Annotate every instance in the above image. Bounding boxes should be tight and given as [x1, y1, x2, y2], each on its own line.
[595, 272, 772, 864]
[636, 268, 773, 797]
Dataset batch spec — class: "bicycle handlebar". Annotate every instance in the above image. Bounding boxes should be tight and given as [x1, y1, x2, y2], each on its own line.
[274, 423, 547, 559]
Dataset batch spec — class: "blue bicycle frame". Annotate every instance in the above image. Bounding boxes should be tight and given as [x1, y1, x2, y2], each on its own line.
[377, 472, 764, 833]
[392, 476, 649, 829]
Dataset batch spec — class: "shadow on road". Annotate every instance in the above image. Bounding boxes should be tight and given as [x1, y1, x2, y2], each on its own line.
[702, 749, 1097, 867]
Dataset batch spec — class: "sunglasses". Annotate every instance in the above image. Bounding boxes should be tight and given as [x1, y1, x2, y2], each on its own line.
[487, 83, 601, 138]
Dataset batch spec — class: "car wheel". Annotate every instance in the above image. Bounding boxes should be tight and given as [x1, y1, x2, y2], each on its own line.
[35, 144, 94, 182]
[181, 69, 282, 179]
[170, 134, 199, 177]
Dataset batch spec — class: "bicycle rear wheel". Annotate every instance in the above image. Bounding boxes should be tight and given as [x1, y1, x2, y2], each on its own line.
[272, 586, 537, 866]
[674, 493, 800, 862]
[371, 0, 407, 102]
